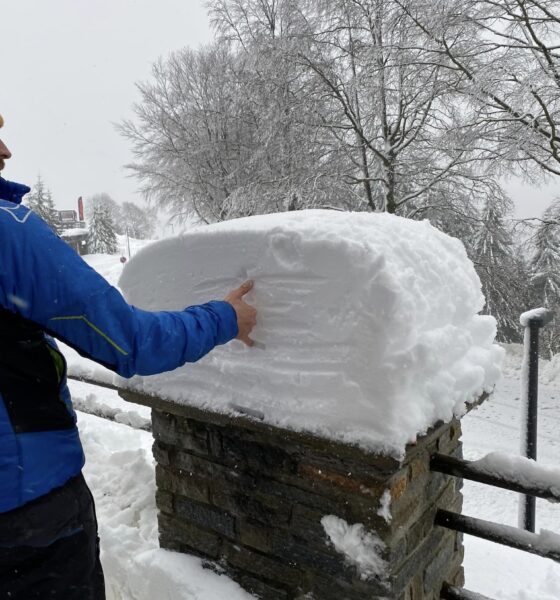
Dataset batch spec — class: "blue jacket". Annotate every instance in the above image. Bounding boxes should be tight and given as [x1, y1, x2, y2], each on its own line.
[0, 182, 238, 513]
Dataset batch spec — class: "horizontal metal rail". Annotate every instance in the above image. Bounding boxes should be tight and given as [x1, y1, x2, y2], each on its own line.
[441, 583, 495, 600]
[68, 374, 122, 392]
[67, 375, 151, 432]
[436, 509, 560, 562]
[73, 401, 152, 432]
[430, 453, 560, 503]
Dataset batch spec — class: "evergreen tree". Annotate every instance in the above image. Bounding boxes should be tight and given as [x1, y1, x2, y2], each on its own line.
[471, 197, 528, 343]
[26, 175, 59, 233]
[529, 203, 560, 356]
[87, 193, 123, 234]
[87, 204, 118, 254]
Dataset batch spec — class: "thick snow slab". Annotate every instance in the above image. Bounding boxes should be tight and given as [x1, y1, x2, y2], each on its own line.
[119, 210, 503, 456]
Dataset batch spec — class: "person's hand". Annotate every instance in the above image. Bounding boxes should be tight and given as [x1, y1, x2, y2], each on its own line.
[224, 280, 257, 347]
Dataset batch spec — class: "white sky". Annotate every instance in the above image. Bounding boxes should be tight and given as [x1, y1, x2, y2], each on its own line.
[506, 178, 560, 219]
[0, 0, 212, 212]
[0, 0, 558, 218]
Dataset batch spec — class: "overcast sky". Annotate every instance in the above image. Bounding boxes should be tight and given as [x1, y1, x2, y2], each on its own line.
[0, 0, 212, 212]
[0, 0, 558, 219]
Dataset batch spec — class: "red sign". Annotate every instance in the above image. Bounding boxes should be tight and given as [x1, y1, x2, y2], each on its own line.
[78, 196, 84, 222]
[120, 256, 127, 264]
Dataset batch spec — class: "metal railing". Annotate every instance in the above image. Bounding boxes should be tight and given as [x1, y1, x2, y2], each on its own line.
[430, 453, 560, 503]
[441, 583, 494, 600]
[67, 374, 151, 432]
[518, 308, 554, 531]
[436, 308, 556, 600]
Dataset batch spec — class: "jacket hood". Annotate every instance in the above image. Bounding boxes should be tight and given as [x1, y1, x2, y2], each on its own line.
[0, 177, 31, 205]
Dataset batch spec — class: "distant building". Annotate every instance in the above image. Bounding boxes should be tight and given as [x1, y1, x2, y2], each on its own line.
[57, 197, 88, 255]
[60, 228, 89, 256]
[57, 209, 86, 230]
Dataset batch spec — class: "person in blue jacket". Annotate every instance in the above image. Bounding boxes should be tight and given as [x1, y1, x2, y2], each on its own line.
[0, 116, 257, 599]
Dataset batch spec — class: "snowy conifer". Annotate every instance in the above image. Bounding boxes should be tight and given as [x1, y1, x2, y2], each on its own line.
[87, 204, 118, 254]
[471, 196, 528, 343]
[530, 214, 560, 307]
[87, 193, 124, 234]
[528, 203, 560, 356]
[26, 175, 60, 233]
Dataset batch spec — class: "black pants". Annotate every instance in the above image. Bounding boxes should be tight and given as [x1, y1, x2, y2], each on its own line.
[0, 474, 105, 600]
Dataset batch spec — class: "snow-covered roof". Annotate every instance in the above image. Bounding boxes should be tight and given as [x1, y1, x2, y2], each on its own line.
[118, 210, 503, 457]
[61, 227, 88, 238]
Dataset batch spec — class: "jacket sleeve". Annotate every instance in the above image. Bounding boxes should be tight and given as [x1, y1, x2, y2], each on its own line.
[0, 205, 238, 378]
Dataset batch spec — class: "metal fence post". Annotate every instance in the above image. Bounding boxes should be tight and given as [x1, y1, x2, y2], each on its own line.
[518, 308, 553, 532]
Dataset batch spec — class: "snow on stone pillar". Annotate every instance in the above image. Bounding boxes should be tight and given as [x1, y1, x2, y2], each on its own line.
[118, 210, 504, 599]
[122, 390, 466, 599]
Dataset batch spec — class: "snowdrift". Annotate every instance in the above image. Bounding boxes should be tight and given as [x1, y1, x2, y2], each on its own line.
[119, 210, 503, 456]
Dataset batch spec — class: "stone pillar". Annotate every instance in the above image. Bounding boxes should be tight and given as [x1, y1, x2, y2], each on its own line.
[121, 391, 465, 600]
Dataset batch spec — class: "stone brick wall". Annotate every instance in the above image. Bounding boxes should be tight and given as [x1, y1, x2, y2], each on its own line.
[121, 390, 465, 600]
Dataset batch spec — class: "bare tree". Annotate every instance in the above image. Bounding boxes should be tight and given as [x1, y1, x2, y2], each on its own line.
[209, 0, 496, 215]
[292, 0, 498, 214]
[121, 202, 155, 240]
[120, 44, 250, 223]
[122, 0, 508, 223]
[397, 0, 560, 179]
[209, 0, 353, 213]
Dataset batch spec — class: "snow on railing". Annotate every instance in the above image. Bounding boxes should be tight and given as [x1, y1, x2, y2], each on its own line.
[431, 452, 560, 503]
[435, 510, 560, 562]
[68, 375, 151, 432]
[432, 451, 560, 563]
[435, 307, 558, 600]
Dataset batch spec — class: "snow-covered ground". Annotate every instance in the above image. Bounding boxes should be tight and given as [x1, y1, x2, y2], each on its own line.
[76, 401, 252, 600]
[71, 245, 560, 599]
